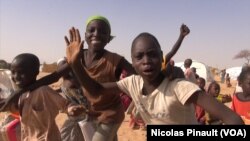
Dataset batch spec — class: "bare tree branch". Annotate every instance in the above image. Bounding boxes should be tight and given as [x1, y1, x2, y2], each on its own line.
[233, 49, 250, 65]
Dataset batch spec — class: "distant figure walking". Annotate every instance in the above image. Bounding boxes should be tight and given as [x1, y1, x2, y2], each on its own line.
[220, 69, 226, 83]
[225, 73, 232, 87]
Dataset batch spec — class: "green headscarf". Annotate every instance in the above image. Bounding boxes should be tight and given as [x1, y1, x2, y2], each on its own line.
[86, 15, 111, 29]
[86, 15, 114, 40]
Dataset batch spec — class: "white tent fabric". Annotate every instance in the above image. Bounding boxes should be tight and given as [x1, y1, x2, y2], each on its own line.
[175, 60, 214, 82]
[226, 66, 242, 80]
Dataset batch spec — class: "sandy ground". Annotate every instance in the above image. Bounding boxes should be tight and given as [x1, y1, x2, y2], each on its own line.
[0, 72, 237, 141]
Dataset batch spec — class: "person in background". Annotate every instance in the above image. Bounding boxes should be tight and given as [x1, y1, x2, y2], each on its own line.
[57, 57, 88, 141]
[195, 77, 206, 124]
[220, 69, 226, 83]
[205, 81, 232, 125]
[191, 67, 199, 80]
[231, 66, 250, 124]
[234, 65, 250, 94]
[65, 26, 244, 125]
[225, 73, 232, 87]
[184, 58, 197, 83]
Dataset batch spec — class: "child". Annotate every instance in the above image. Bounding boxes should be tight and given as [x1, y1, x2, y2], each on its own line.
[225, 73, 232, 87]
[195, 77, 206, 124]
[231, 66, 250, 124]
[207, 81, 232, 103]
[191, 67, 199, 79]
[65, 27, 244, 125]
[129, 24, 190, 129]
[7, 53, 84, 141]
[205, 81, 232, 125]
[65, 15, 137, 141]
[220, 69, 226, 83]
[197, 77, 206, 92]
[184, 58, 197, 83]
[57, 58, 87, 141]
[1, 15, 135, 141]
[234, 65, 250, 94]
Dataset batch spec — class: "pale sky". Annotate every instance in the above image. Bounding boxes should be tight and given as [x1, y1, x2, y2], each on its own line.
[1, 0, 249, 69]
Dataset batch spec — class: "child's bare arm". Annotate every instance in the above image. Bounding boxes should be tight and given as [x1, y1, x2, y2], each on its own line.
[188, 91, 244, 125]
[164, 24, 190, 64]
[65, 27, 121, 98]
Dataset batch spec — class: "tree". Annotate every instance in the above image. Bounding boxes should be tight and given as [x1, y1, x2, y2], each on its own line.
[233, 49, 250, 65]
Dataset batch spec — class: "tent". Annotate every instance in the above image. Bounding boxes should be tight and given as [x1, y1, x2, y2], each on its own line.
[226, 66, 242, 80]
[175, 60, 214, 82]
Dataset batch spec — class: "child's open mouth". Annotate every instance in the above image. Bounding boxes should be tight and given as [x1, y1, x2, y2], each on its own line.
[143, 68, 154, 75]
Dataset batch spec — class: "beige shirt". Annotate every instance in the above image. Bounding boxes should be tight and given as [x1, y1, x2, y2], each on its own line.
[117, 75, 200, 125]
[19, 86, 68, 141]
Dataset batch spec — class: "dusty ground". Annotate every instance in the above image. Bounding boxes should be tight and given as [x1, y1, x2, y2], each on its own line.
[0, 73, 237, 141]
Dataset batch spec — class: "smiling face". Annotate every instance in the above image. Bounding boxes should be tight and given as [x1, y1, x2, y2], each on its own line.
[85, 20, 111, 51]
[10, 54, 39, 89]
[131, 33, 163, 82]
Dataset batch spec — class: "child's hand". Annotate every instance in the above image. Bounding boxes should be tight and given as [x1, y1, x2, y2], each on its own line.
[180, 24, 190, 37]
[65, 27, 84, 66]
[67, 105, 87, 116]
[221, 95, 232, 103]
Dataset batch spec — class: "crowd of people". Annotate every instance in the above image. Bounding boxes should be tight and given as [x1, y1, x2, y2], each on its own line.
[0, 15, 249, 141]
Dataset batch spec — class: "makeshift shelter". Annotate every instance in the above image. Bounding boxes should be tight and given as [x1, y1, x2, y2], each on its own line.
[226, 66, 242, 80]
[175, 60, 214, 82]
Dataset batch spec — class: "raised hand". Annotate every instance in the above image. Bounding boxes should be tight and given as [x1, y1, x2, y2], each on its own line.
[180, 24, 190, 37]
[65, 27, 84, 65]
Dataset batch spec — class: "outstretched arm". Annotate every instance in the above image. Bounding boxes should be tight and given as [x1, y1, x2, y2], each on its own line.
[0, 58, 71, 111]
[188, 91, 244, 125]
[164, 24, 190, 65]
[65, 27, 121, 98]
[116, 58, 136, 77]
